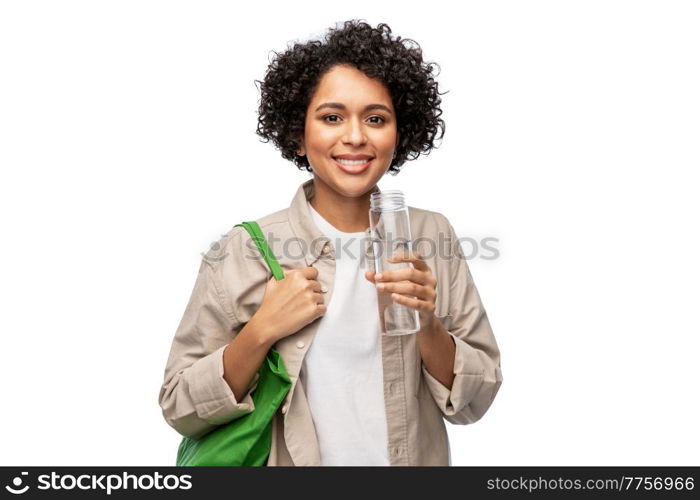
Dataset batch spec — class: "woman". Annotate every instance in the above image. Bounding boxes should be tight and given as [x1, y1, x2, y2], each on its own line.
[159, 20, 502, 466]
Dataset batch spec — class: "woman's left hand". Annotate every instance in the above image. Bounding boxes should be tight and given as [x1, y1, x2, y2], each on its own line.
[364, 250, 438, 331]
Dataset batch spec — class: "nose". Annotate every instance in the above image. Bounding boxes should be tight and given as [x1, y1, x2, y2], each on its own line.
[341, 117, 367, 146]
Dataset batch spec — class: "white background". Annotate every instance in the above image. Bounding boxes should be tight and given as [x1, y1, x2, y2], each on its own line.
[1, 0, 698, 466]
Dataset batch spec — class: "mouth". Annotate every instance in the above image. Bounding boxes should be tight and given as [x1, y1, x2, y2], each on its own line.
[332, 156, 374, 174]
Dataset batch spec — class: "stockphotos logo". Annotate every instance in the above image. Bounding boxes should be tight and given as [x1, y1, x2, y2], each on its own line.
[5, 472, 29, 494]
[3, 471, 192, 495]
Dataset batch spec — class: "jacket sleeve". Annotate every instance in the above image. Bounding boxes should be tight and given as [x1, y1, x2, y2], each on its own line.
[158, 256, 259, 440]
[421, 217, 503, 425]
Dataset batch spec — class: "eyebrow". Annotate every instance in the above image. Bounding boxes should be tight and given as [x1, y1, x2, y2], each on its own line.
[314, 102, 393, 114]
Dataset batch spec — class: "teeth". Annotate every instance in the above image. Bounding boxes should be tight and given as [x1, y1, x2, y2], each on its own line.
[335, 158, 370, 166]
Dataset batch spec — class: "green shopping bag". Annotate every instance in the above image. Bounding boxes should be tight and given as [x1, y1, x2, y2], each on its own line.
[176, 221, 291, 466]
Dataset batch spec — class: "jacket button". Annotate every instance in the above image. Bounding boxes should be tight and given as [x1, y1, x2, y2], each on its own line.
[281, 404, 288, 414]
[320, 285, 328, 293]
[296, 340, 305, 349]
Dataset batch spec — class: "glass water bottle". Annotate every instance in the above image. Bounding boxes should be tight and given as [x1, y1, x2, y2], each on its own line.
[369, 190, 420, 336]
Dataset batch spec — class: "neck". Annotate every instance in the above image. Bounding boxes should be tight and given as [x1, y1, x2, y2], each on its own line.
[309, 177, 374, 233]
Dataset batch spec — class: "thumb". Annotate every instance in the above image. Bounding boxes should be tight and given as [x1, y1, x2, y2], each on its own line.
[268, 267, 289, 283]
[365, 270, 376, 282]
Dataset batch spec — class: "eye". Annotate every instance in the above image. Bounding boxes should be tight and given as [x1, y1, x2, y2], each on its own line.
[322, 114, 387, 124]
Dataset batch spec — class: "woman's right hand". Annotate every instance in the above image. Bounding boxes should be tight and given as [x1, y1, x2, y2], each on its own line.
[251, 266, 326, 344]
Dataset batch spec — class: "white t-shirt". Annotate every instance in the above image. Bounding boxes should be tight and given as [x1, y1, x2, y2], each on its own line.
[300, 200, 390, 466]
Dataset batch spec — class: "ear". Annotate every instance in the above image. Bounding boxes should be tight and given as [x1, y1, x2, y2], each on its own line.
[297, 137, 306, 156]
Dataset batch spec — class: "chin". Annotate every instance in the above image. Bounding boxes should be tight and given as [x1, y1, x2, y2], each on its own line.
[312, 161, 388, 197]
[330, 175, 381, 198]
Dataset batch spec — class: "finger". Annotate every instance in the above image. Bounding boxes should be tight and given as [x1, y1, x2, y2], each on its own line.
[307, 280, 322, 292]
[299, 266, 319, 279]
[390, 293, 436, 314]
[376, 281, 435, 302]
[388, 248, 423, 259]
[365, 270, 376, 282]
[388, 250, 430, 271]
[311, 292, 324, 304]
[314, 302, 327, 319]
[375, 267, 432, 286]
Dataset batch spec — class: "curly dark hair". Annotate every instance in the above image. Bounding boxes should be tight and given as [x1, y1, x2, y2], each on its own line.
[255, 20, 446, 174]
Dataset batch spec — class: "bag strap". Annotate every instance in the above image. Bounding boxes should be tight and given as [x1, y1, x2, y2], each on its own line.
[234, 221, 285, 281]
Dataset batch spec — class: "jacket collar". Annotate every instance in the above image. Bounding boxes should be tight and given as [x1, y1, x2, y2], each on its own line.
[287, 178, 379, 266]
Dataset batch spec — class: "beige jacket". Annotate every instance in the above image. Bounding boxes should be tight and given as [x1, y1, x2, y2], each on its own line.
[159, 179, 503, 466]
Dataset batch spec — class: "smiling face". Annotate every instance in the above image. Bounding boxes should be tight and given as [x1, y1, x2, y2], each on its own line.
[297, 64, 398, 199]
